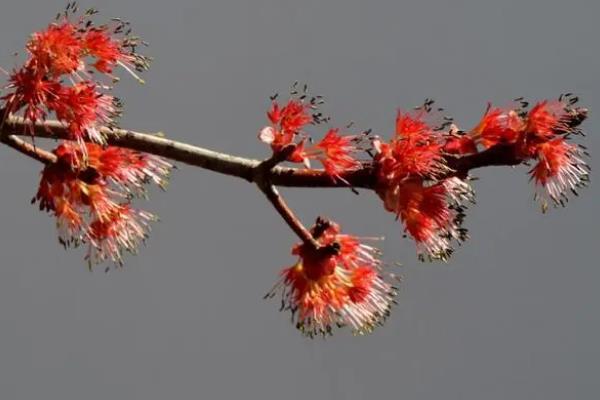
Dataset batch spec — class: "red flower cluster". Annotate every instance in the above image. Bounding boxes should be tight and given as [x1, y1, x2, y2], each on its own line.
[259, 97, 362, 181]
[470, 97, 589, 207]
[293, 128, 363, 181]
[34, 142, 172, 266]
[2, 7, 149, 144]
[267, 218, 397, 337]
[374, 109, 474, 260]
[259, 99, 313, 155]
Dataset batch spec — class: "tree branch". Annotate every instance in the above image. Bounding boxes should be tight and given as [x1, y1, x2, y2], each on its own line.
[254, 145, 320, 248]
[0, 134, 56, 164]
[0, 114, 534, 189]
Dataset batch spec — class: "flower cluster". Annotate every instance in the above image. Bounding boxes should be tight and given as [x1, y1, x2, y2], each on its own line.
[373, 108, 474, 261]
[34, 142, 172, 267]
[267, 218, 398, 337]
[259, 90, 362, 181]
[1, 4, 150, 145]
[470, 96, 589, 208]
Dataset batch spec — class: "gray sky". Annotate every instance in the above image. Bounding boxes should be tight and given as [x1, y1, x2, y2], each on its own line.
[1, 0, 599, 399]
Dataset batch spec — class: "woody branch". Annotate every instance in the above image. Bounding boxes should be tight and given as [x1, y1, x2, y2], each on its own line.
[2, 112, 572, 188]
[0, 5, 592, 337]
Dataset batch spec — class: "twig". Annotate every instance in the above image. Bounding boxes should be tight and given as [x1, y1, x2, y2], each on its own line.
[0, 135, 56, 164]
[254, 145, 319, 249]
[0, 114, 546, 189]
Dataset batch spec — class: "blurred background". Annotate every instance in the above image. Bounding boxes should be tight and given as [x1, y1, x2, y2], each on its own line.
[0, 1, 598, 399]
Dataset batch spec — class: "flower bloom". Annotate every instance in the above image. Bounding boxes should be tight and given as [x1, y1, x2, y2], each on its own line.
[526, 100, 569, 140]
[375, 110, 449, 181]
[82, 27, 142, 77]
[26, 20, 83, 77]
[470, 104, 524, 149]
[468, 97, 589, 208]
[1, 8, 149, 144]
[51, 82, 118, 144]
[378, 177, 472, 260]
[86, 205, 155, 265]
[267, 219, 397, 337]
[373, 109, 473, 259]
[292, 129, 362, 180]
[34, 142, 172, 266]
[530, 138, 589, 208]
[443, 134, 477, 155]
[259, 99, 313, 153]
[259, 98, 362, 180]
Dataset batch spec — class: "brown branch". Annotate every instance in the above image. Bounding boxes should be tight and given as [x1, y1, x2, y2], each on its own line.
[257, 182, 319, 248]
[0, 134, 56, 164]
[0, 114, 534, 189]
[254, 146, 320, 249]
[1, 109, 587, 249]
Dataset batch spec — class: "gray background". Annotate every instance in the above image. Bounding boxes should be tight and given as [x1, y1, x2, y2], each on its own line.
[0, 0, 598, 399]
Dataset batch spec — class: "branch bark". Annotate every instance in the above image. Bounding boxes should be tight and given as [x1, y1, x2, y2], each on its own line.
[0, 114, 527, 189]
[254, 144, 320, 249]
[1, 109, 586, 247]
[0, 134, 56, 164]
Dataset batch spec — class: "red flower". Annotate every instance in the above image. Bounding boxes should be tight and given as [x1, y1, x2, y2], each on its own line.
[259, 99, 312, 154]
[87, 205, 155, 265]
[372, 108, 474, 259]
[443, 135, 477, 155]
[374, 111, 449, 184]
[51, 82, 118, 144]
[471, 105, 524, 148]
[260, 99, 362, 179]
[395, 109, 434, 139]
[2, 9, 149, 146]
[377, 177, 472, 260]
[278, 100, 313, 134]
[86, 143, 172, 194]
[312, 129, 362, 178]
[289, 129, 362, 180]
[33, 142, 172, 266]
[530, 138, 589, 209]
[26, 21, 83, 77]
[268, 219, 397, 337]
[83, 28, 128, 74]
[468, 98, 588, 209]
[526, 100, 568, 140]
[2, 67, 62, 126]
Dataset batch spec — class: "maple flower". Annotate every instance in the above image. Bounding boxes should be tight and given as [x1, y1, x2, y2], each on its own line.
[374, 110, 449, 185]
[81, 26, 149, 83]
[83, 28, 128, 73]
[51, 82, 118, 144]
[86, 204, 156, 265]
[33, 142, 171, 266]
[470, 104, 525, 148]
[259, 99, 313, 154]
[443, 134, 477, 155]
[395, 109, 435, 139]
[377, 177, 472, 261]
[1, 66, 62, 126]
[267, 219, 397, 337]
[85, 144, 173, 194]
[291, 128, 362, 180]
[2, 8, 150, 145]
[26, 20, 83, 77]
[372, 108, 474, 260]
[526, 100, 569, 140]
[530, 138, 589, 208]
